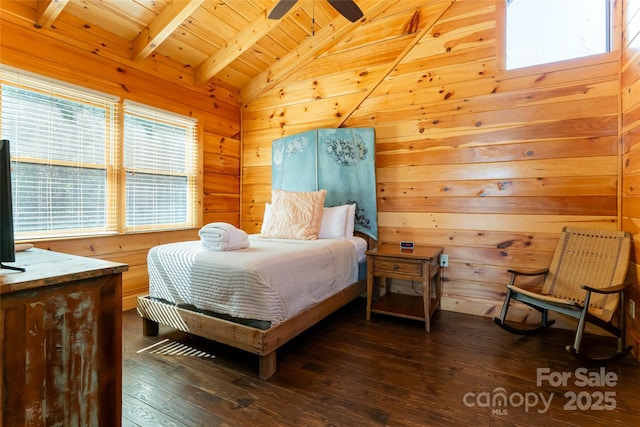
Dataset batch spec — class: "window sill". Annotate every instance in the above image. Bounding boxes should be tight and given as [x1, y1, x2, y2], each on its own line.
[495, 51, 619, 82]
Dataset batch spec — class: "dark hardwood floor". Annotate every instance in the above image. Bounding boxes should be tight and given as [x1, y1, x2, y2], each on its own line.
[122, 298, 640, 426]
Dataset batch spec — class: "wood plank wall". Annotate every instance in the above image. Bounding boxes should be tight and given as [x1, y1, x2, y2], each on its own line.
[621, 0, 640, 359]
[0, 10, 241, 310]
[1, 0, 637, 361]
[242, 0, 631, 339]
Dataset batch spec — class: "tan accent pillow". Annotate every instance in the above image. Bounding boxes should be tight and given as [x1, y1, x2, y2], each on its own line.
[262, 189, 327, 240]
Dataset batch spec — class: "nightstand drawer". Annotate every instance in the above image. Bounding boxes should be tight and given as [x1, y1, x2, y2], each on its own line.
[372, 258, 423, 277]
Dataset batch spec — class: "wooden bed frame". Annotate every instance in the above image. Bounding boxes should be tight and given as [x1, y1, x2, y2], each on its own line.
[136, 233, 375, 380]
[137, 279, 365, 379]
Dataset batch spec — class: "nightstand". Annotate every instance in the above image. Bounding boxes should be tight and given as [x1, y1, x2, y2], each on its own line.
[366, 244, 443, 332]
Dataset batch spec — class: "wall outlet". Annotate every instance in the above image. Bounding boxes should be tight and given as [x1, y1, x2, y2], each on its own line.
[440, 254, 448, 268]
[630, 299, 636, 320]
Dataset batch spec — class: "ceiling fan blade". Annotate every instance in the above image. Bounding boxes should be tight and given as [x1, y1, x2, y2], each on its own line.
[327, 0, 364, 22]
[268, 0, 298, 20]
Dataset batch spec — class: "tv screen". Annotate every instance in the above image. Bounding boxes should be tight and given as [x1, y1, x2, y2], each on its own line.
[1, 139, 21, 270]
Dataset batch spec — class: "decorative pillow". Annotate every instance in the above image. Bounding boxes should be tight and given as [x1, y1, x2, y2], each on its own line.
[346, 203, 356, 238]
[262, 189, 327, 240]
[318, 204, 350, 239]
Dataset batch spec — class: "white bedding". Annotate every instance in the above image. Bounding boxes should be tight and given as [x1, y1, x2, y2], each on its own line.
[148, 235, 366, 325]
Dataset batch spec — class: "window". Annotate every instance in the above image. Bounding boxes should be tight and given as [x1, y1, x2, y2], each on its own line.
[123, 101, 198, 232]
[0, 66, 199, 239]
[504, 0, 612, 70]
[1, 68, 119, 239]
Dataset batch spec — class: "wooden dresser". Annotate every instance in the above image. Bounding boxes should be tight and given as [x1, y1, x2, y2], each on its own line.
[1, 248, 128, 426]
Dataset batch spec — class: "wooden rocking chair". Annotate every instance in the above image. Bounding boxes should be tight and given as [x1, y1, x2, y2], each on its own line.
[494, 226, 633, 365]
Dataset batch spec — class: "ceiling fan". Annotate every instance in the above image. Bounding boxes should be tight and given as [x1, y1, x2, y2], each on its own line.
[268, 0, 364, 23]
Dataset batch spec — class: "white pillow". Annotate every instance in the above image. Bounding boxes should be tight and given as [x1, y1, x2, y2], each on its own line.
[318, 205, 350, 239]
[346, 203, 356, 238]
[261, 203, 272, 234]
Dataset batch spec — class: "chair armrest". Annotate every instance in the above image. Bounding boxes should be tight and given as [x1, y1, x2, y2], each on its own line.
[581, 282, 631, 295]
[507, 268, 549, 277]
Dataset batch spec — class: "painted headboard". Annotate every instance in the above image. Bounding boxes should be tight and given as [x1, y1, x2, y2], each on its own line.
[272, 128, 378, 241]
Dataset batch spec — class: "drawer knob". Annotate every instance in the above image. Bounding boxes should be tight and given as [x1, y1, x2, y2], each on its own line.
[393, 264, 399, 270]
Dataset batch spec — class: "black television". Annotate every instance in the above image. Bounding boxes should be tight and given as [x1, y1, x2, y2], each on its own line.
[1, 139, 24, 271]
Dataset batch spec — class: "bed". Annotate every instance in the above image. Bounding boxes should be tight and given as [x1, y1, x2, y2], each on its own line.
[137, 127, 378, 379]
[137, 233, 373, 379]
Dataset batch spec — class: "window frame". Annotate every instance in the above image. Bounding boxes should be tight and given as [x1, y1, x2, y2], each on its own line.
[0, 66, 202, 241]
[122, 100, 199, 233]
[496, 0, 621, 77]
[1, 68, 120, 239]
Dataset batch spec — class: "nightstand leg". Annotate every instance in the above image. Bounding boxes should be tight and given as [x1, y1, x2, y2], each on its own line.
[423, 274, 431, 332]
[366, 257, 373, 321]
[435, 268, 442, 312]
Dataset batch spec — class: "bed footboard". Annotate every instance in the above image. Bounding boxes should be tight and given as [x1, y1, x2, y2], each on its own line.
[137, 296, 267, 351]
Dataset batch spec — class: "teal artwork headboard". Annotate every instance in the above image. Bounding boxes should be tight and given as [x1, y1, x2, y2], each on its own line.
[272, 128, 378, 241]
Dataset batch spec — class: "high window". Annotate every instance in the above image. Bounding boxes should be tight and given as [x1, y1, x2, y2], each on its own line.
[503, 0, 613, 70]
[0, 67, 198, 239]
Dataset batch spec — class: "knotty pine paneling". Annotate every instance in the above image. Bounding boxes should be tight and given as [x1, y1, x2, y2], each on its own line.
[0, 15, 241, 310]
[622, 0, 640, 361]
[203, 132, 241, 227]
[241, 0, 624, 333]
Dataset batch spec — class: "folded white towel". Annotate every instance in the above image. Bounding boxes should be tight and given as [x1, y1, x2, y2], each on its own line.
[199, 222, 249, 251]
[202, 239, 251, 251]
[199, 222, 243, 241]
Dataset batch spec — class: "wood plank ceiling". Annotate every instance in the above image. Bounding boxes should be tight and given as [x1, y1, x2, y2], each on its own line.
[0, 0, 441, 105]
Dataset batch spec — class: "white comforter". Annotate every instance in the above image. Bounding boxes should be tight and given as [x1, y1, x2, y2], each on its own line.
[148, 235, 361, 325]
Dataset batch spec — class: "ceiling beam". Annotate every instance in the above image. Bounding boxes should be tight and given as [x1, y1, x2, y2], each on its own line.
[132, 0, 205, 63]
[35, 0, 69, 29]
[240, 0, 397, 105]
[194, 3, 300, 86]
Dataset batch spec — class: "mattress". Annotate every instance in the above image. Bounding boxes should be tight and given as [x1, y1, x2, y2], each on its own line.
[148, 235, 366, 325]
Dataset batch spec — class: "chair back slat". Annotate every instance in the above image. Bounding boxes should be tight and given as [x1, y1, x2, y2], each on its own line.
[542, 227, 631, 322]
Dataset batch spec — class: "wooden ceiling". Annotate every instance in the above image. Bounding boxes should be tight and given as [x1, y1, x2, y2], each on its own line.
[0, 0, 449, 105]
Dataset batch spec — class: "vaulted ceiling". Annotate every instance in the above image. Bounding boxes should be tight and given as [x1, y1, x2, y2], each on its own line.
[1, 0, 447, 105]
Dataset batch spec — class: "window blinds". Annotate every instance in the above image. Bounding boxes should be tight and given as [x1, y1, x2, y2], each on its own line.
[123, 100, 198, 232]
[0, 66, 119, 238]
